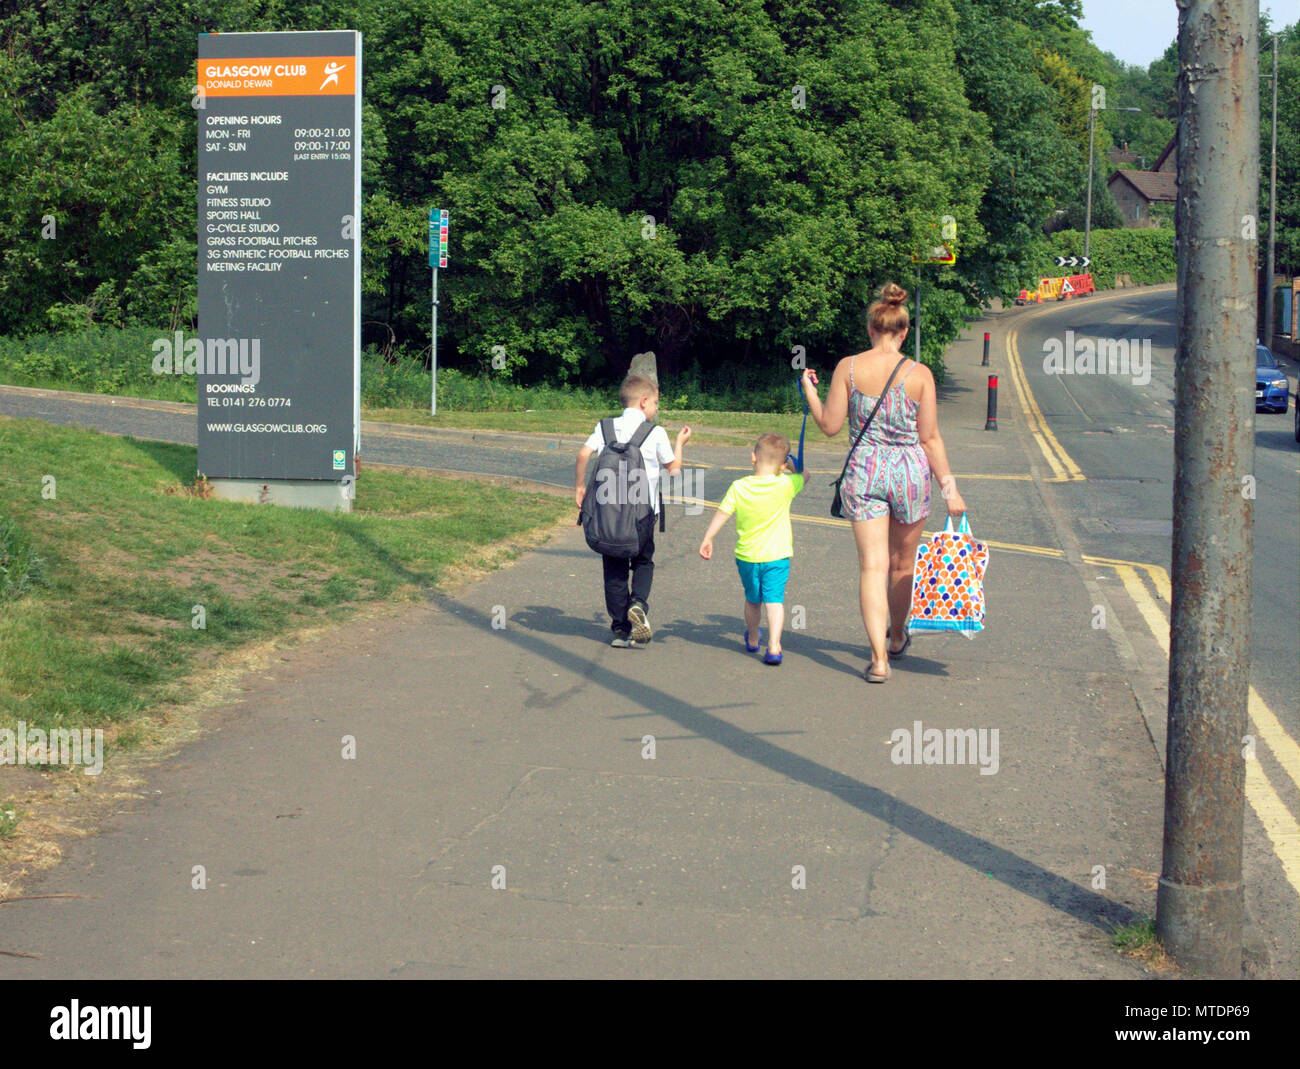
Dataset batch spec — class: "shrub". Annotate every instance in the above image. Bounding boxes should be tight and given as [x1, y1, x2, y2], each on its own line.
[1042, 229, 1176, 288]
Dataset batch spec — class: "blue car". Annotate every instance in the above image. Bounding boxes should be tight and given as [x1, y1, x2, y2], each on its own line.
[1256, 345, 1290, 413]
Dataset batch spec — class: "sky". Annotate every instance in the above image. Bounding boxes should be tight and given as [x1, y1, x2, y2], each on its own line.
[1079, 0, 1285, 69]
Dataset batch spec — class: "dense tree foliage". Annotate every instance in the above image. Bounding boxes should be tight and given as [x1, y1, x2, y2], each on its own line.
[1259, 19, 1299, 276]
[1, 0, 1292, 389]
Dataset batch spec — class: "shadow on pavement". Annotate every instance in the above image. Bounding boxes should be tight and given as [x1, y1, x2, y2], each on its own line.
[424, 586, 1141, 935]
[1254, 422, 1298, 455]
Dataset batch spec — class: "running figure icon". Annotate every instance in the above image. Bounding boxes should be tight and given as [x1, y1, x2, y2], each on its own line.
[319, 62, 344, 90]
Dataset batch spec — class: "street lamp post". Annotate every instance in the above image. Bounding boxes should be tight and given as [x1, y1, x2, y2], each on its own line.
[1263, 33, 1278, 348]
[1085, 92, 1142, 264]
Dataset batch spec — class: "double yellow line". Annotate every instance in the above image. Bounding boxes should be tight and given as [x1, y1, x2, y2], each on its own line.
[1102, 558, 1300, 896]
[1005, 329, 1085, 482]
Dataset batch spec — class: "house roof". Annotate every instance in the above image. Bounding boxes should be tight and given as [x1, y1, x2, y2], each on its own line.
[1154, 134, 1177, 172]
[1108, 168, 1178, 203]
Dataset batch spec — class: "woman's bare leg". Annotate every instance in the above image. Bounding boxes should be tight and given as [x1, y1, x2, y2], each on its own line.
[888, 516, 928, 650]
[852, 514, 891, 674]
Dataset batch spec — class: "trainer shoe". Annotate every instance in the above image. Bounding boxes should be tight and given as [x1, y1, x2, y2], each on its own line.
[610, 632, 634, 648]
[627, 603, 652, 643]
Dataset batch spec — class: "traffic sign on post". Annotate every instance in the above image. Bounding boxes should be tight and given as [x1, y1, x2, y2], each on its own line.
[429, 208, 449, 268]
[429, 208, 448, 413]
[912, 244, 956, 264]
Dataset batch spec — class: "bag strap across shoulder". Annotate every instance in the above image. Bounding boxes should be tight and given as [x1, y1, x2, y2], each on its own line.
[600, 417, 656, 452]
[627, 420, 655, 451]
[835, 355, 908, 485]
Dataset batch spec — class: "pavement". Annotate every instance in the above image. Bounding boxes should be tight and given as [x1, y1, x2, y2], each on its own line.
[0, 288, 1288, 978]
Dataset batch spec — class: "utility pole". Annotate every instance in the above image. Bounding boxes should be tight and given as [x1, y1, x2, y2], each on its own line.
[1263, 33, 1278, 348]
[1157, 0, 1258, 977]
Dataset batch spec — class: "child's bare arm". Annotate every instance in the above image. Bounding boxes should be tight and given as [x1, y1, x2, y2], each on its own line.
[698, 507, 731, 560]
[665, 425, 692, 474]
[575, 445, 595, 507]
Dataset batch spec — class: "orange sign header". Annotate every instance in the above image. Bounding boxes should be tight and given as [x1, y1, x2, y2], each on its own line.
[197, 56, 355, 97]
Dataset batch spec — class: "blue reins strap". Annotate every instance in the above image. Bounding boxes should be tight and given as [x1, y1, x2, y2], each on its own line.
[787, 376, 808, 474]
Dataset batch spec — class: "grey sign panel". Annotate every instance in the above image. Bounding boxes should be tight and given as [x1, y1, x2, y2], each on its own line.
[196, 31, 361, 480]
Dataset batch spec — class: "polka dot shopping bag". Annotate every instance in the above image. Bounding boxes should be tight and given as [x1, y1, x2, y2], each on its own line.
[909, 514, 988, 634]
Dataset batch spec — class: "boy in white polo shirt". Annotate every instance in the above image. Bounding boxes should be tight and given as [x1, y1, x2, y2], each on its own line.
[575, 374, 691, 646]
[698, 432, 803, 664]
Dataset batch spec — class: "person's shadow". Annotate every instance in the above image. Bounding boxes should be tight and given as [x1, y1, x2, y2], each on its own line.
[600, 611, 956, 681]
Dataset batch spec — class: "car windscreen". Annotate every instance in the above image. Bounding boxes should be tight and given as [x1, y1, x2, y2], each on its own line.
[1256, 347, 1278, 368]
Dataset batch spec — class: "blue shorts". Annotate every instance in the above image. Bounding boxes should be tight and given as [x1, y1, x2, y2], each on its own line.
[736, 558, 791, 604]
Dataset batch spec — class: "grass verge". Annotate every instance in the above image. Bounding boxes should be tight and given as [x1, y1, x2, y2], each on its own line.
[0, 415, 570, 740]
[0, 416, 570, 888]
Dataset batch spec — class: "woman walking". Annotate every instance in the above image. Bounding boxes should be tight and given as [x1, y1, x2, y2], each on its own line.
[801, 282, 966, 682]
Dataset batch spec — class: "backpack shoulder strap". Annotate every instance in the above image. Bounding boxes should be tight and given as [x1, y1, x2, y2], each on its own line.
[627, 420, 655, 451]
[599, 418, 618, 449]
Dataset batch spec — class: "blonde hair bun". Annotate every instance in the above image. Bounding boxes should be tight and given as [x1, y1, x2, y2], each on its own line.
[880, 282, 908, 306]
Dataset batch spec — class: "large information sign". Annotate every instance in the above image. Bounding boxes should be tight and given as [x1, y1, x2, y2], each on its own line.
[196, 31, 361, 488]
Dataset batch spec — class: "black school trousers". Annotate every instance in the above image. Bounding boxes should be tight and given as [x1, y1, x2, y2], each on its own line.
[602, 514, 656, 634]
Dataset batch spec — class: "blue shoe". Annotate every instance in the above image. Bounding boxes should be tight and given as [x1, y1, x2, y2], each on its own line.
[763, 650, 783, 665]
[744, 628, 762, 653]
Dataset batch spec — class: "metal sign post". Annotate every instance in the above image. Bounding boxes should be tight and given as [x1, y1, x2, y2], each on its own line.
[910, 221, 956, 367]
[914, 267, 921, 365]
[430, 208, 448, 415]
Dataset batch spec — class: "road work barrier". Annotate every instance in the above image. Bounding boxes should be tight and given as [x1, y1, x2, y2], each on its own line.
[1015, 273, 1096, 304]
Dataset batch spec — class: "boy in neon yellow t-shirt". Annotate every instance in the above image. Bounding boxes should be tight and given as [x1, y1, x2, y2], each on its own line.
[698, 432, 804, 665]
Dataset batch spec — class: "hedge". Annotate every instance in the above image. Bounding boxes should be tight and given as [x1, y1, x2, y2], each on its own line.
[1042, 228, 1176, 288]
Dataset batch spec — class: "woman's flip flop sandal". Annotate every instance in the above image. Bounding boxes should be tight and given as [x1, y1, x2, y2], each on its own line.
[888, 633, 911, 659]
[865, 662, 890, 683]
[744, 628, 762, 653]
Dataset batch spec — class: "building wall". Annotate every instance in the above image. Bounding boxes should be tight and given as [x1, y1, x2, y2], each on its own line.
[1274, 278, 1300, 359]
[1110, 181, 1157, 228]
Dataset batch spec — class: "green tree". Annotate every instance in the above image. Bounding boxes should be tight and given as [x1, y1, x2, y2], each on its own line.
[1261, 21, 1299, 275]
[0, 84, 192, 332]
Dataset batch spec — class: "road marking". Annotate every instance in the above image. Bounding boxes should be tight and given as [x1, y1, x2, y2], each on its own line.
[687, 464, 1032, 480]
[1005, 329, 1086, 482]
[1247, 758, 1300, 893]
[1108, 561, 1300, 893]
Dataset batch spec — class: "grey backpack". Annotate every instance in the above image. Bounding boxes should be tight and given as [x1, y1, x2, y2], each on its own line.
[581, 418, 657, 557]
